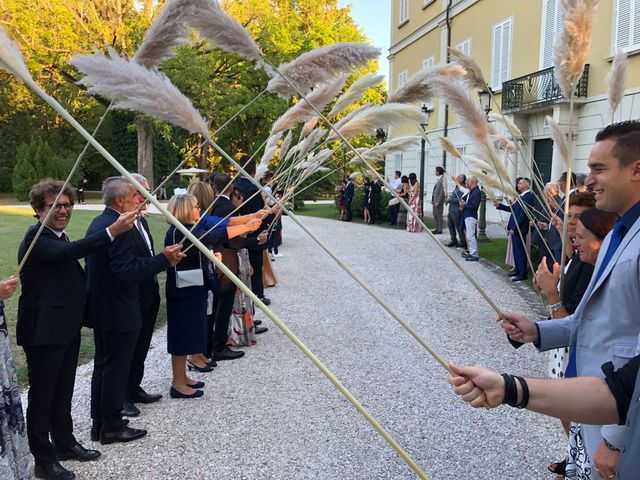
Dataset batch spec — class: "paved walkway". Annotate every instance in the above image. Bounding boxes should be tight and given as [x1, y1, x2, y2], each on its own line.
[58, 215, 560, 479]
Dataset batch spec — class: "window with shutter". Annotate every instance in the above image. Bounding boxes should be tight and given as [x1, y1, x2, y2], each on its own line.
[456, 38, 472, 56]
[397, 70, 408, 90]
[399, 0, 409, 24]
[491, 18, 512, 91]
[422, 56, 435, 69]
[614, 0, 640, 52]
[540, 0, 563, 68]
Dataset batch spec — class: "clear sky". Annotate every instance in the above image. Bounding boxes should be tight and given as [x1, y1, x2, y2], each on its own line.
[338, 0, 391, 86]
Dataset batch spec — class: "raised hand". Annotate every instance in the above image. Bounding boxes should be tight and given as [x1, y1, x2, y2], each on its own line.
[108, 211, 138, 237]
[0, 276, 19, 301]
[498, 312, 539, 344]
[163, 244, 186, 267]
[534, 257, 561, 299]
[448, 364, 504, 408]
[257, 230, 268, 245]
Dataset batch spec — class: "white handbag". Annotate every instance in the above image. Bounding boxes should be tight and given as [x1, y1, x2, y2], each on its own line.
[173, 229, 204, 289]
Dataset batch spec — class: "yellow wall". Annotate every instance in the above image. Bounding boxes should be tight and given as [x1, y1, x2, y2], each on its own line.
[391, 0, 442, 44]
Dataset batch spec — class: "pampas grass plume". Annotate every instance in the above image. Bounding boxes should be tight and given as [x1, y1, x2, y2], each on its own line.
[331, 103, 427, 141]
[439, 137, 461, 158]
[386, 64, 465, 105]
[488, 112, 523, 140]
[431, 77, 488, 142]
[0, 26, 33, 82]
[546, 116, 569, 166]
[267, 43, 380, 99]
[72, 49, 210, 137]
[329, 72, 385, 117]
[449, 46, 487, 89]
[279, 131, 293, 161]
[607, 49, 627, 119]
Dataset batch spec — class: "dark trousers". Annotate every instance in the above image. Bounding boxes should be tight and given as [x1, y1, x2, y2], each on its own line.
[248, 248, 264, 299]
[128, 293, 160, 397]
[447, 208, 460, 243]
[23, 334, 81, 463]
[512, 232, 528, 278]
[369, 195, 381, 222]
[91, 329, 139, 433]
[390, 204, 400, 225]
[345, 200, 352, 221]
[212, 283, 236, 354]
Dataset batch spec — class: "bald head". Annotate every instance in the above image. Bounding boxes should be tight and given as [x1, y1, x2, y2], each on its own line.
[467, 176, 478, 188]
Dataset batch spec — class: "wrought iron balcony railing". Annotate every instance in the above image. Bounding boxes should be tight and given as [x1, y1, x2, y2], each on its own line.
[501, 65, 589, 113]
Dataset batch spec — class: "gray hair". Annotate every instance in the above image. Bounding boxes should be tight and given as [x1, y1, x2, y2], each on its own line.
[131, 173, 148, 187]
[102, 177, 132, 206]
[545, 181, 559, 195]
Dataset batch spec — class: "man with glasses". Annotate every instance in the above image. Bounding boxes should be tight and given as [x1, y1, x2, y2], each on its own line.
[17, 179, 137, 480]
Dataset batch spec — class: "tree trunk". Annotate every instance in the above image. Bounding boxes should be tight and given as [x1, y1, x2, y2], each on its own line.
[137, 119, 154, 187]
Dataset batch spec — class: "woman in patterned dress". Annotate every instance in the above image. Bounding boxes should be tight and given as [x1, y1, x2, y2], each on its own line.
[406, 173, 423, 233]
[0, 275, 33, 480]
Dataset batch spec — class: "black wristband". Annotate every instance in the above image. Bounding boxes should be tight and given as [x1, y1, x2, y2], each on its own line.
[501, 373, 518, 407]
[514, 376, 529, 409]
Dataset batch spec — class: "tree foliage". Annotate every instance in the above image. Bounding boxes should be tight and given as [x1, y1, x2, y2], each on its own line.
[0, 0, 384, 192]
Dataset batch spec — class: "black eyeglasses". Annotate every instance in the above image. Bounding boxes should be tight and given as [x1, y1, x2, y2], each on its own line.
[45, 203, 74, 211]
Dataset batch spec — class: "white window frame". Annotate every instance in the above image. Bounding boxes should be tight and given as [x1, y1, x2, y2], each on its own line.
[614, 0, 640, 53]
[393, 152, 403, 172]
[422, 55, 435, 70]
[540, 0, 563, 68]
[423, 0, 436, 7]
[456, 38, 472, 56]
[399, 0, 409, 25]
[491, 17, 513, 91]
[397, 70, 408, 90]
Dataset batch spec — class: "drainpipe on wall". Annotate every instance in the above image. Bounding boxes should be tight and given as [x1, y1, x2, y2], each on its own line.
[442, 0, 453, 171]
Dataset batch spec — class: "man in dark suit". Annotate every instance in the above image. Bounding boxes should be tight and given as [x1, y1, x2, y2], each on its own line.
[234, 156, 272, 307]
[125, 174, 163, 414]
[85, 177, 183, 445]
[210, 173, 267, 361]
[343, 177, 354, 222]
[495, 178, 535, 281]
[17, 179, 136, 480]
[460, 176, 482, 261]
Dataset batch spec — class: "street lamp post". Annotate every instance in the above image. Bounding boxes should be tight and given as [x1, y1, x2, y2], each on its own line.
[477, 89, 493, 242]
[419, 104, 433, 219]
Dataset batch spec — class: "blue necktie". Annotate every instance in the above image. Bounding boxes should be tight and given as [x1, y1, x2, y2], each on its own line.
[593, 221, 625, 285]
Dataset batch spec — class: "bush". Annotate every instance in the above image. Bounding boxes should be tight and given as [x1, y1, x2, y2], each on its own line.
[11, 137, 74, 201]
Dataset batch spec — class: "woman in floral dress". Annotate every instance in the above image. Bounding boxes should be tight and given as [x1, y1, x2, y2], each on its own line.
[406, 173, 423, 233]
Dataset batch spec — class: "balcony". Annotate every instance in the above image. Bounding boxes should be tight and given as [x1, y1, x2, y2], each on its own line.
[501, 65, 589, 114]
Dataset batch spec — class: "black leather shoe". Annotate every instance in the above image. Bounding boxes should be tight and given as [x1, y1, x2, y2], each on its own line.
[121, 401, 140, 417]
[213, 347, 245, 361]
[186, 360, 214, 372]
[511, 276, 527, 282]
[255, 326, 268, 334]
[54, 442, 101, 462]
[254, 319, 263, 326]
[206, 358, 217, 368]
[100, 426, 147, 445]
[91, 419, 129, 441]
[446, 241, 457, 247]
[169, 386, 204, 399]
[259, 297, 271, 306]
[130, 388, 162, 404]
[34, 461, 75, 480]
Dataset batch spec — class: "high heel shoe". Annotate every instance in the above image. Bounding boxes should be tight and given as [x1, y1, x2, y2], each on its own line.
[169, 387, 203, 399]
[186, 381, 205, 389]
[186, 360, 214, 373]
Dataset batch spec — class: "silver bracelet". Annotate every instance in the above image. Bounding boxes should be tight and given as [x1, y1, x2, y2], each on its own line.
[549, 302, 563, 315]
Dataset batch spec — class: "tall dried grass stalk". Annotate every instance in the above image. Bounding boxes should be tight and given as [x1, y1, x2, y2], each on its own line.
[439, 137, 461, 158]
[553, 0, 599, 99]
[488, 112, 523, 141]
[330, 103, 426, 141]
[362, 135, 421, 162]
[0, 26, 33, 82]
[72, 49, 210, 137]
[271, 76, 346, 135]
[295, 128, 327, 161]
[279, 131, 293, 161]
[258, 131, 284, 172]
[607, 49, 628, 120]
[333, 102, 372, 131]
[386, 64, 465, 105]
[328, 72, 385, 117]
[301, 117, 319, 137]
[546, 116, 569, 166]
[491, 135, 517, 154]
[267, 43, 380, 99]
[449, 46, 487, 89]
[431, 77, 489, 142]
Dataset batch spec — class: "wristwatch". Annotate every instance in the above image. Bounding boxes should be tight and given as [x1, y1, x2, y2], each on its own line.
[549, 302, 563, 315]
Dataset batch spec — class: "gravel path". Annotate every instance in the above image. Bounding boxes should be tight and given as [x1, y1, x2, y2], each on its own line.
[64, 216, 564, 479]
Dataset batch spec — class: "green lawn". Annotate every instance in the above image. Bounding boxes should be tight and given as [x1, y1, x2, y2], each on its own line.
[1, 209, 169, 386]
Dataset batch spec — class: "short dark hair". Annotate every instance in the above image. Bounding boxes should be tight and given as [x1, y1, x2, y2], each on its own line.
[401, 175, 409, 183]
[578, 207, 618, 240]
[435, 166, 445, 175]
[595, 120, 640, 167]
[395, 170, 401, 177]
[213, 173, 233, 195]
[569, 191, 596, 208]
[559, 171, 577, 186]
[29, 179, 74, 213]
[240, 154, 256, 175]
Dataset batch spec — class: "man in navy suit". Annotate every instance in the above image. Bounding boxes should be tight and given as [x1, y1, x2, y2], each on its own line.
[495, 178, 535, 281]
[85, 177, 183, 445]
[459, 176, 482, 261]
[17, 179, 136, 480]
[343, 177, 354, 222]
